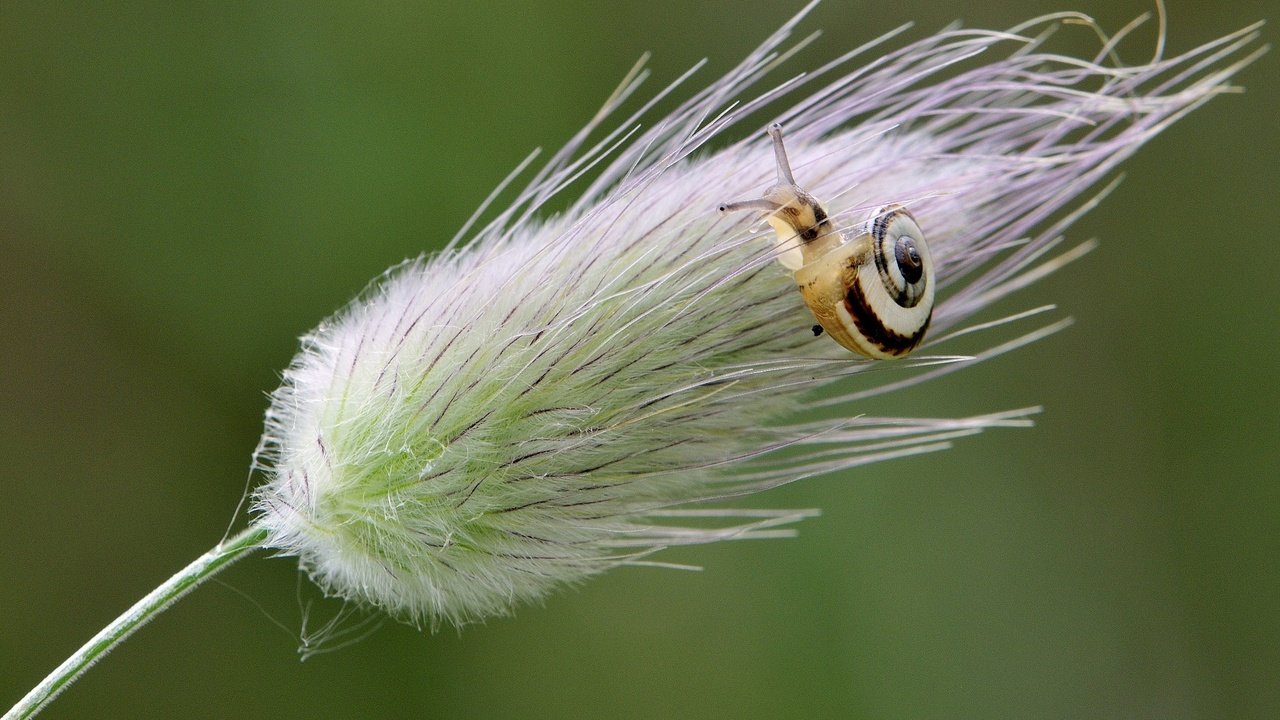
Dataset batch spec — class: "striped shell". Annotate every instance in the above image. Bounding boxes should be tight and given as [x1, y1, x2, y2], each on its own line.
[719, 125, 935, 359]
[794, 205, 934, 359]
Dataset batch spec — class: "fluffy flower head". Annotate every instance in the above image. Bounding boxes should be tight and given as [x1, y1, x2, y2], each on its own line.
[251, 9, 1262, 626]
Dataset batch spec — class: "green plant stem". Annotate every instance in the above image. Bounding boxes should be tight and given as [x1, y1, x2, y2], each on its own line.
[3, 526, 268, 720]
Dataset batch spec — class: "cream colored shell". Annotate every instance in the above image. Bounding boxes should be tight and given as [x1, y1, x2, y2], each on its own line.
[718, 124, 935, 359]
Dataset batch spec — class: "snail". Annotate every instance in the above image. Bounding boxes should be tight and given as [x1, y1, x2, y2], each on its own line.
[718, 124, 935, 359]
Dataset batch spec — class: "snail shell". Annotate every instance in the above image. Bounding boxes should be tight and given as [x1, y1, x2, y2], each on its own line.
[718, 124, 935, 359]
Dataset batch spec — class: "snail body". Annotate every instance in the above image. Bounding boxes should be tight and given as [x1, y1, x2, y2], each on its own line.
[718, 124, 934, 359]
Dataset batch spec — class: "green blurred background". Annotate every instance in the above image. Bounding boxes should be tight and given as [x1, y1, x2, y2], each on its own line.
[1, 1, 1275, 718]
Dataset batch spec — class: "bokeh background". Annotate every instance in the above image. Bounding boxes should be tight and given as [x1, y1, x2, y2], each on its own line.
[2, 1, 1276, 718]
